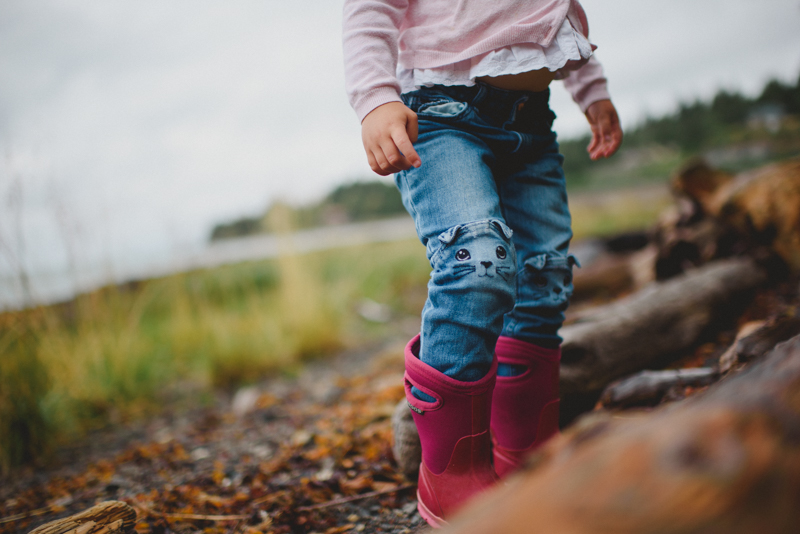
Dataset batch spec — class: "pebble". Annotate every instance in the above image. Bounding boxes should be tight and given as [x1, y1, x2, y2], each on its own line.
[402, 502, 417, 514]
[190, 447, 211, 460]
[291, 429, 313, 446]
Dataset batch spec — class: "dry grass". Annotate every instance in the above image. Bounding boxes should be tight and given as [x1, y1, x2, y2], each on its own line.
[571, 185, 672, 239]
[0, 237, 429, 473]
[0, 188, 669, 472]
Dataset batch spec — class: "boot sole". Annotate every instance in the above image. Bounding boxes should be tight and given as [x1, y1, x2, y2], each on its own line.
[417, 490, 448, 529]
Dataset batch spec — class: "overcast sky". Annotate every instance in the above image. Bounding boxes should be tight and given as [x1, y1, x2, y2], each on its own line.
[1, 0, 800, 305]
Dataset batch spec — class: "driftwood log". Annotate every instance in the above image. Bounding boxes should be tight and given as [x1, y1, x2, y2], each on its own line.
[559, 257, 766, 418]
[392, 257, 768, 473]
[27, 501, 136, 534]
[657, 157, 800, 277]
[445, 333, 800, 533]
[572, 245, 657, 301]
[599, 367, 718, 409]
[719, 314, 800, 372]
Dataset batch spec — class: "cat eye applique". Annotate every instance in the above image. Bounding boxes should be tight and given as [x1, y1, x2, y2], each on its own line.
[496, 246, 507, 259]
[455, 249, 471, 261]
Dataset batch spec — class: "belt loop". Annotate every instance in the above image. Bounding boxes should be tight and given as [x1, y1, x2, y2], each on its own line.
[510, 95, 529, 125]
[473, 83, 487, 107]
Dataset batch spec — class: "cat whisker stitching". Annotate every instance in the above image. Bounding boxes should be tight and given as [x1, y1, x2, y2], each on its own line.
[452, 265, 476, 279]
[495, 266, 512, 281]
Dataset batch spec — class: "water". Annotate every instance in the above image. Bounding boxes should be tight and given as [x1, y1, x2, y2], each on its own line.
[0, 215, 605, 311]
[0, 216, 419, 310]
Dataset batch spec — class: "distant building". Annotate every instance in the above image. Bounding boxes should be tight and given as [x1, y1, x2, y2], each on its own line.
[747, 104, 785, 133]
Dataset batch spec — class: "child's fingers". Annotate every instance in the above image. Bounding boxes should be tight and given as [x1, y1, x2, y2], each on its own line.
[587, 113, 622, 160]
[365, 150, 386, 176]
[360, 102, 421, 175]
[406, 110, 419, 143]
[393, 128, 421, 168]
[587, 128, 600, 156]
[584, 99, 623, 160]
[369, 135, 412, 176]
[380, 134, 413, 172]
[364, 137, 397, 176]
[605, 127, 623, 157]
[371, 147, 400, 176]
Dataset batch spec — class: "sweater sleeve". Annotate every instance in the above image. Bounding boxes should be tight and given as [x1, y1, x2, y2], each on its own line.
[561, 55, 611, 113]
[342, 0, 408, 122]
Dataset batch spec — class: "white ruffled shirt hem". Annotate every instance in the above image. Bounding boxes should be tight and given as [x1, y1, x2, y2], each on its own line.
[398, 18, 594, 93]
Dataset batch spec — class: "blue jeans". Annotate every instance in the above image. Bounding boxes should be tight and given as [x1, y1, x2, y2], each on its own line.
[395, 83, 578, 388]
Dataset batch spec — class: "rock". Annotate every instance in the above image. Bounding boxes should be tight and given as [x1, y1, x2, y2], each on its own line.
[391, 399, 421, 480]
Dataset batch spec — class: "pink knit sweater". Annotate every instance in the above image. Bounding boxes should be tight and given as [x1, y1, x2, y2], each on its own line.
[343, 0, 611, 122]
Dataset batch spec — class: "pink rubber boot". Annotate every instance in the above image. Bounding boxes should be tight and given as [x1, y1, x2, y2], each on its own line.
[403, 335, 499, 528]
[491, 336, 561, 478]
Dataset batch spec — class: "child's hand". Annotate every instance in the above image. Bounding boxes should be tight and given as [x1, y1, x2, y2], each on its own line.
[361, 102, 421, 176]
[585, 100, 622, 160]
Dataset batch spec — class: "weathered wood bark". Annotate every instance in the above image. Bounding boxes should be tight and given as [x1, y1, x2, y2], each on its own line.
[571, 252, 635, 300]
[572, 246, 657, 302]
[719, 314, 800, 372]
[392, 257, 767, 473]
[660, 157, 800, 275]
[445, 334, 800, 534]
[28, 501, 136, 534]
[600, 367, 718, 409]
[560, 257, 766, 398]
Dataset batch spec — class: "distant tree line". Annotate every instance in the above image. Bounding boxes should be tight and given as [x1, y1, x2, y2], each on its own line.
[212, 74, 799, 240]
[561, 72, 800, 180]
[210, 180, 406, 240]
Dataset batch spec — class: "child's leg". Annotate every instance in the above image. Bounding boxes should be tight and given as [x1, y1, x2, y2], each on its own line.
[498, 137, 575, 348]
[491, 122, 577, 476]
[395, 87, 523, 526]
[394, 122, 517, 385]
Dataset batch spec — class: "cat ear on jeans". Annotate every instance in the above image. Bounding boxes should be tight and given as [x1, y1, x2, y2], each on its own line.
[437, 224, 464, 245]
[490, 219, 514, 241]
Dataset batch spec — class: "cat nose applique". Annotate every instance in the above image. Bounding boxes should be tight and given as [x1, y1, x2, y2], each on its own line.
[481, 261, 492, 268]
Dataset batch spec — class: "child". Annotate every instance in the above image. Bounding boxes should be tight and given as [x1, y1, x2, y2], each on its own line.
[343, 0, 622, 527]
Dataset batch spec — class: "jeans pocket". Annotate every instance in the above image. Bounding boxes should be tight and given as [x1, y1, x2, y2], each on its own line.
[418, 101, 468, 118]
[403, 90, 470, 120]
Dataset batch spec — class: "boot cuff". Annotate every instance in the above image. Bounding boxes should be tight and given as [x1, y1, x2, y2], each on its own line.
[404, 334, 497, 412]
[495, 336, 560, 366]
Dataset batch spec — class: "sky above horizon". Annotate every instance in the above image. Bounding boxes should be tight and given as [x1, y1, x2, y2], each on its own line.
[1, 0, 800, 305]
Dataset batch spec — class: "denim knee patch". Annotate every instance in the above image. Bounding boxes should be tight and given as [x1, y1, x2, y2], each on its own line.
[428, 219, 517, 289]
[520, 253, 580, 308]
[418, 219, 517, 383]
[502, 252, 580, 347]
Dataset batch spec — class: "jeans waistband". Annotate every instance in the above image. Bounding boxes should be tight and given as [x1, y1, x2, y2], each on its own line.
[409, 82, 549, 109]
[404, 82, 554, 133]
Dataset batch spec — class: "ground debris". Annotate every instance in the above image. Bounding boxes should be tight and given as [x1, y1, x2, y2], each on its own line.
[0, 349, 422, 534]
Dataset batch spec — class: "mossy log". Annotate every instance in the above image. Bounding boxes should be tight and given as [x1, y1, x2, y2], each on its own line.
[27, 501, 136, 534]
[445, 334, 800, 534]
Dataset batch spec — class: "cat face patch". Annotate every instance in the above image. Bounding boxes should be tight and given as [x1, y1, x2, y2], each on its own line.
[434, 219, 516, 282]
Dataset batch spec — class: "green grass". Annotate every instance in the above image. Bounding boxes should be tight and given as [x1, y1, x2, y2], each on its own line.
[0, 188, 673, 473]
[0, 238, 430, 473]
[571, 186, 673, 239]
